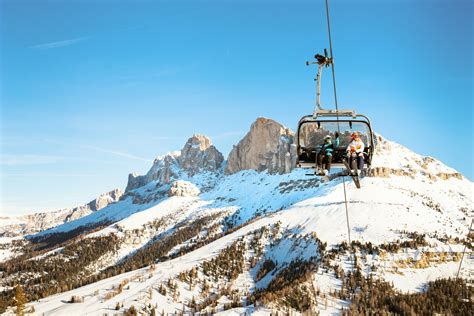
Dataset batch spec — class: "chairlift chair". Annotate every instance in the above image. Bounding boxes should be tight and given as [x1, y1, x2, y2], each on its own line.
[296, 112, 375, 170]
[296, 50, 375, 174]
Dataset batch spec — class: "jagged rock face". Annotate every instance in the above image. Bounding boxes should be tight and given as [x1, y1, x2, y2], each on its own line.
[225, 118, 297, 175]
[126, 154, 181, 191]
[92, 188, 123, 210]
[168, 180, 201, 197]
[179, 134, 224, 176]
[126, 135, 224, 192]
[65, 188, 123, 222]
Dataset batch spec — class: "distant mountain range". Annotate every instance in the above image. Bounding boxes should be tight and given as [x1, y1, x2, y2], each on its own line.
[0, 189, 123, 237]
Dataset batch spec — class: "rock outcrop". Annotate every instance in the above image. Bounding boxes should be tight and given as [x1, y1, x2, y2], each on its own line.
[225, 118, 297, 175]
[179, 134, 224, 176]
[126, 135, 224, 191]
[93, 188, 123, 210]
[168, 180, 201, 197]
[126, 154, 181, 191]
[65, 188, 123, 222]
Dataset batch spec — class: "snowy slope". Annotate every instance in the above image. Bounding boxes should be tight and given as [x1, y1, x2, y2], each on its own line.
[2, 134, 473, 315]
[24, 169, 473, 315]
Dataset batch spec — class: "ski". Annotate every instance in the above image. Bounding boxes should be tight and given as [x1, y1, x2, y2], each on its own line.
[305, 171, 330, 183]
[342, 159, 361, 189]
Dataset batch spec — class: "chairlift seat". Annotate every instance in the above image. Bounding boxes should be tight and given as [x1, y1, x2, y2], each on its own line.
[295, 113, 375, 170]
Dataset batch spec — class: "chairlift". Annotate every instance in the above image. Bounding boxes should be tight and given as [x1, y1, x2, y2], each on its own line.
[296, 50, 375, 176]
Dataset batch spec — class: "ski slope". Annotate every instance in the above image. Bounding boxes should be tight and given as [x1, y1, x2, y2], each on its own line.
[25, 172, 472, 315]
[3, 135, 472, 315]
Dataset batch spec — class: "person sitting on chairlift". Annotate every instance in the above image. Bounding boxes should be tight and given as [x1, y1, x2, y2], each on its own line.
[317, 132, 340, 175]
[346, 131, 365, 175]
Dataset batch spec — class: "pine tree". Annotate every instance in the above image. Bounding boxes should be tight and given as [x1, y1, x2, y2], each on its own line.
[14, 285, 27, 316]
[126, 305, 137, 316]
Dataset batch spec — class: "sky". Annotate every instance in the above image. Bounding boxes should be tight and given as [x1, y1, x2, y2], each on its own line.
[1, 0, 472, 216]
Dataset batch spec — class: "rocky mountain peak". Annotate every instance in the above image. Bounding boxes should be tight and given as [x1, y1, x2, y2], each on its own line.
[179, 134, 224, 176]
[126, 153, 181, 191]
[126, 135, 224, 192]
[89, 188, 123, 211]
[182, 134, 212, 151]
[225, 117, 297, 175]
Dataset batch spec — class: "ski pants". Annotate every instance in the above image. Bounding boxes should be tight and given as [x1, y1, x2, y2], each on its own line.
[349, 155, 364, 171]
[317, 153, 332, 171]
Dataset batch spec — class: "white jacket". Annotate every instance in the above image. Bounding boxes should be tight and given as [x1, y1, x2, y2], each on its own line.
[346, 140, 365, 155]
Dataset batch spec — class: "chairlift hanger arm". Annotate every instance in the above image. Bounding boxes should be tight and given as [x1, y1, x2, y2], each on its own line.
[306, 49, 332, 116]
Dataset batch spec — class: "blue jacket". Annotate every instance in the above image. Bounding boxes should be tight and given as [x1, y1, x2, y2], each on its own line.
[321, 137, 340, 156]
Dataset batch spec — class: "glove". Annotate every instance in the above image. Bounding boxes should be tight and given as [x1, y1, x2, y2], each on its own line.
[335, 131, 339, 138]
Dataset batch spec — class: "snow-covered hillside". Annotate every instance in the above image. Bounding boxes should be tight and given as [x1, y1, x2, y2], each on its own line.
[1, 119, 472, 315]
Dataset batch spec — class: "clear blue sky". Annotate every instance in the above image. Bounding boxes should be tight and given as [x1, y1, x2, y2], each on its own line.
[1, 0, 472, 216]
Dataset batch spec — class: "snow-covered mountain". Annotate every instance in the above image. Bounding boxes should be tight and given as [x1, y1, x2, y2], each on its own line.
[1, 118, 472, 315]
[0, 189, 123, 238]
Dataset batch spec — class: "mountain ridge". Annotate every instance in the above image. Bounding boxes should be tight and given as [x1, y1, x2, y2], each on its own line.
[1, 117, 464, 241]
[0, 117, 471, 315]
[0, 188, 123, 238]
[24, 127, 465, 243]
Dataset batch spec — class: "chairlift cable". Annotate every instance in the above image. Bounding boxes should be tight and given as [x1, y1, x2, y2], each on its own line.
[456, 218, 473, 278]
[324, 0, 353, 253]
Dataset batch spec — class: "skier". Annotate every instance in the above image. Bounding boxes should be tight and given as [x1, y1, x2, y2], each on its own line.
[346, 131, 365, 175]
[317, 131, 340, 175]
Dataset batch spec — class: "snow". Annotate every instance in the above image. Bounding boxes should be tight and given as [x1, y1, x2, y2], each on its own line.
[313, 271, 342, 294]
[23, 170, 472, 314]
[0, 236, 22, 244]
[29, 247, 64, 261]
[269, 175, 470, 245]
[0, 237, 23, 262]
[30, 178, 172, 239]
[98, 196, 206, 233]
[383, 259, 472, 293]
[372, 135, 459, 175]
[4, 134, 473, 315]
[0, 249, 15, 262]
[214, 306, 273, 315]
[23, 213, 278, 315]
[29, 135, 470, 244]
